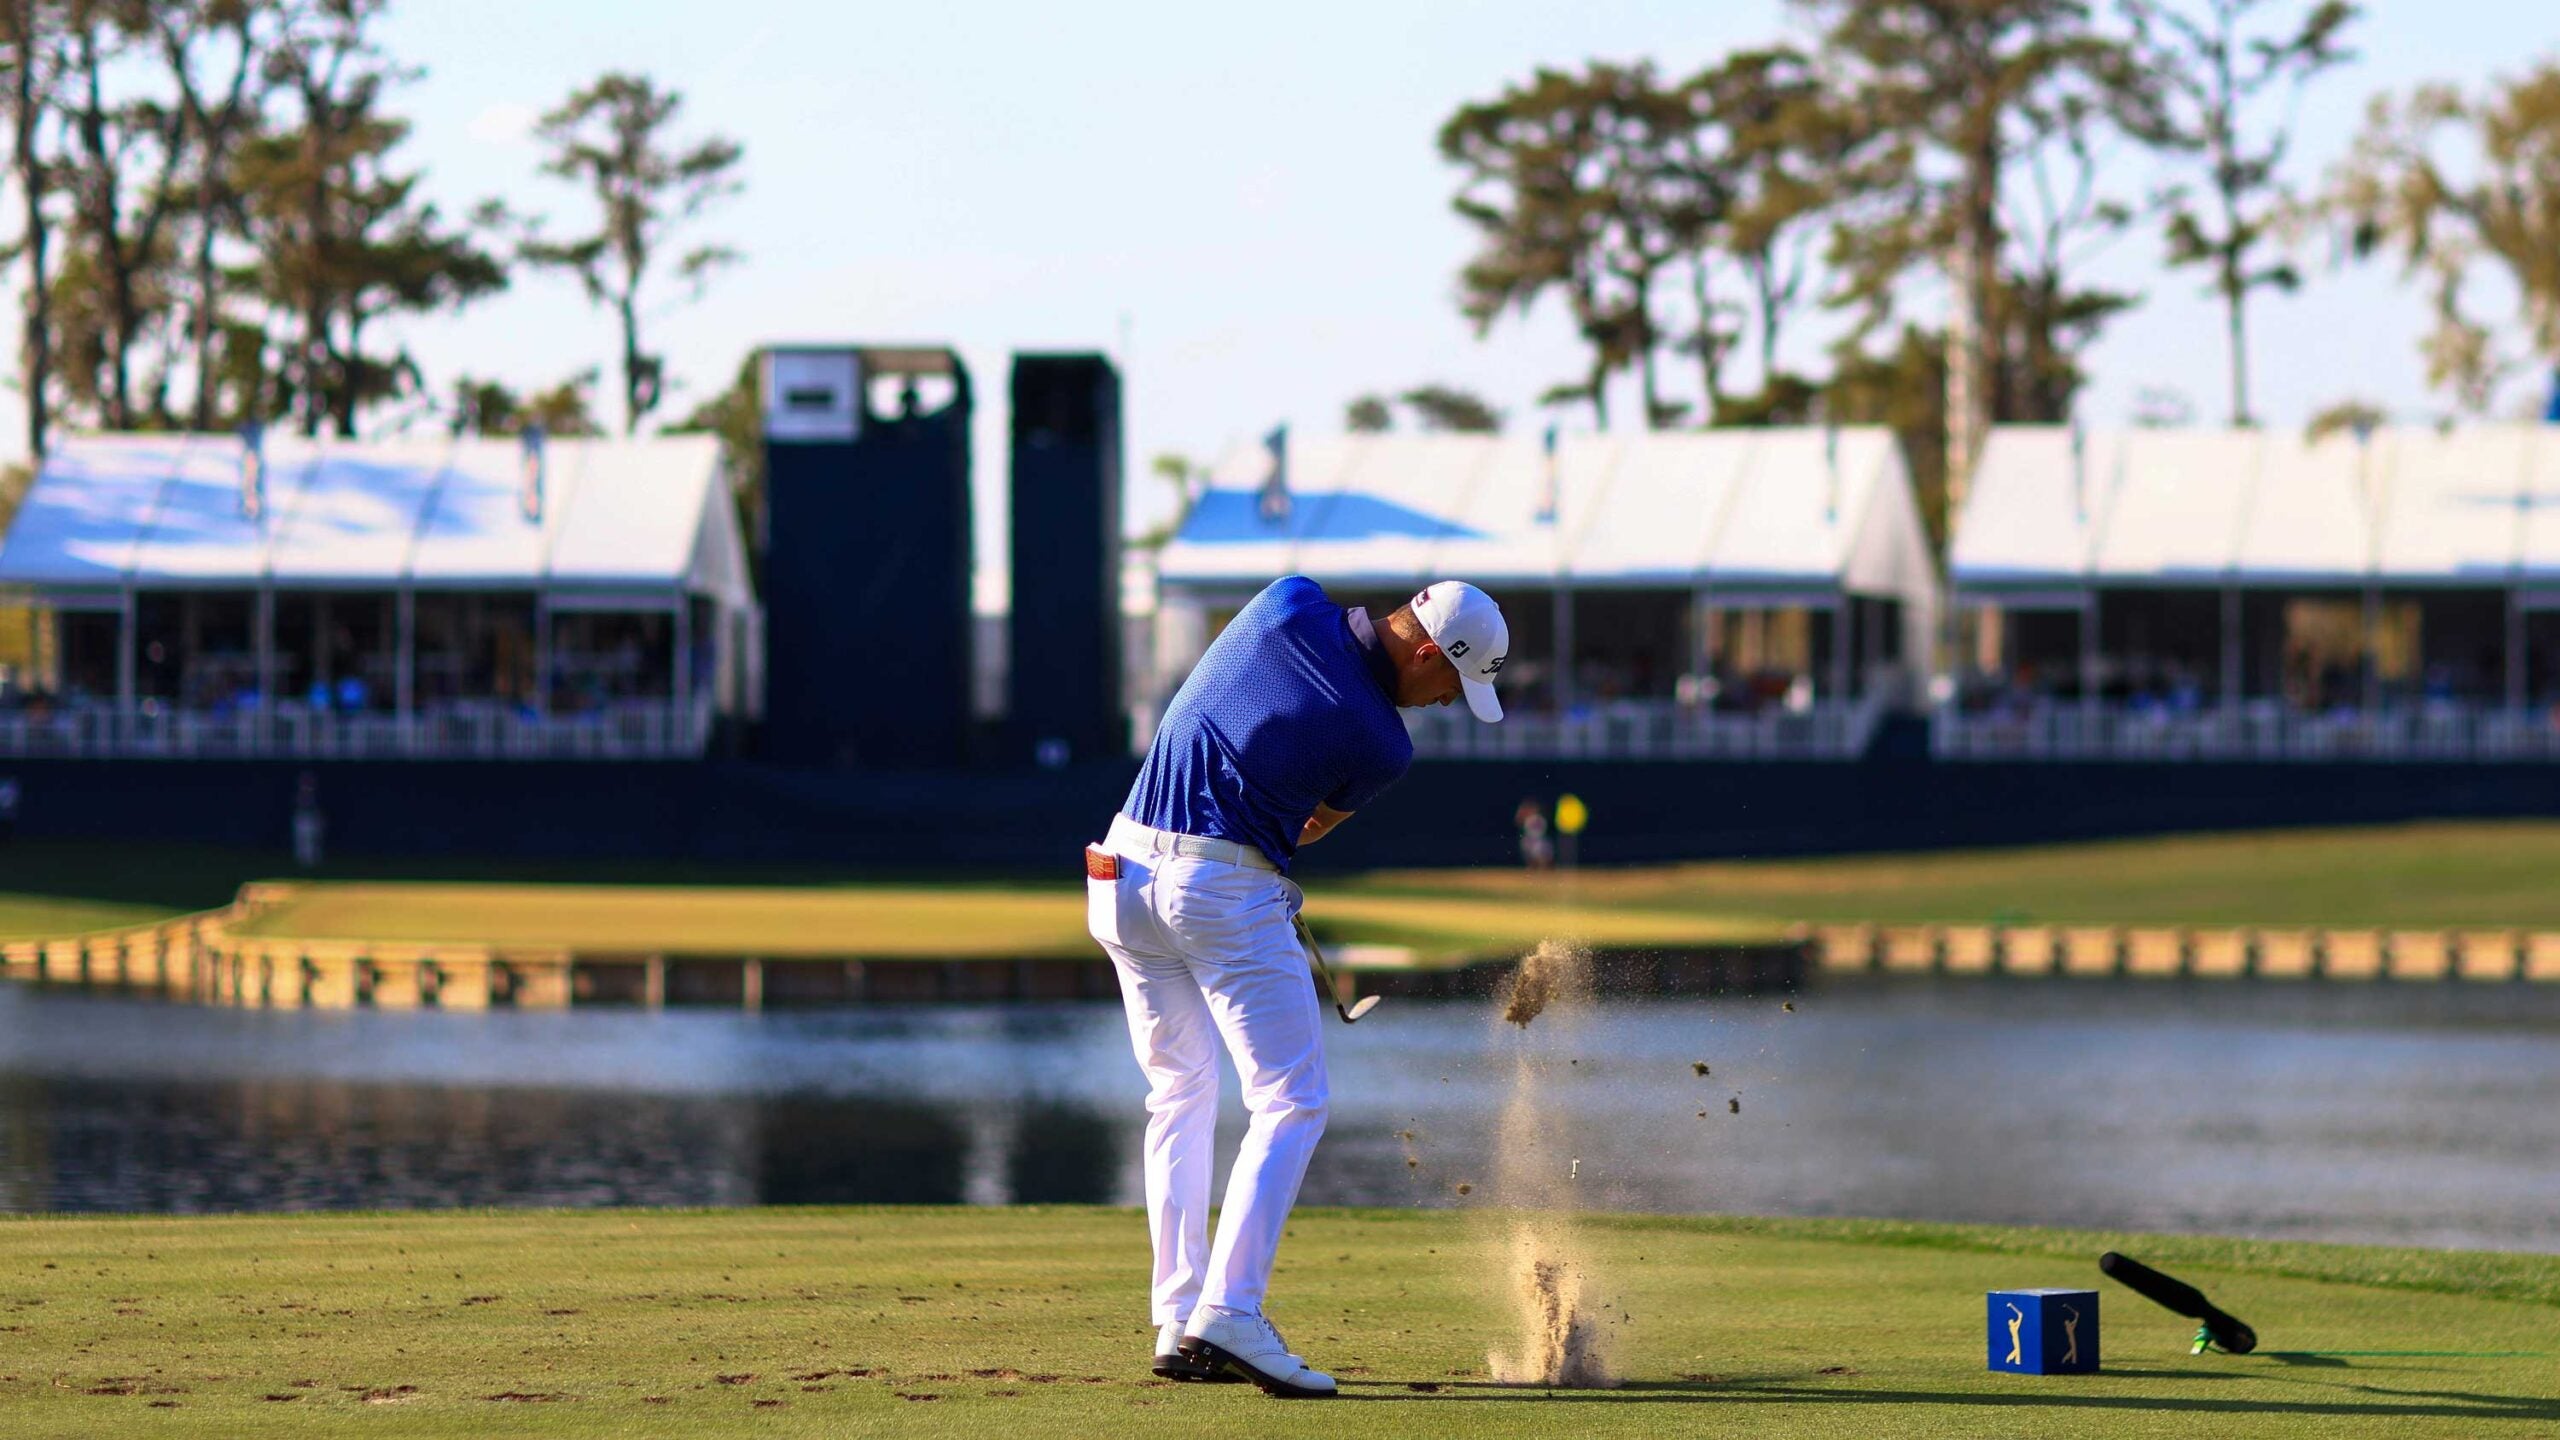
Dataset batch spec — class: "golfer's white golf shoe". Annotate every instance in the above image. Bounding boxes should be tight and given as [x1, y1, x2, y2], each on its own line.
[1178, 1308, 1337, 1398]
[1152, 1321, 1239, 1383]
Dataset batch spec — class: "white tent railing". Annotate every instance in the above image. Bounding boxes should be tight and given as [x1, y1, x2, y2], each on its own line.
[1931, 701, 2560, 762]
[0, 692, 717, 761]
[1405, 694, 1889, 761]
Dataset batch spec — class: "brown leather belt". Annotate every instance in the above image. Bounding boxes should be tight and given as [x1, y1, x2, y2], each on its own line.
[1084, 844, 1119, 880]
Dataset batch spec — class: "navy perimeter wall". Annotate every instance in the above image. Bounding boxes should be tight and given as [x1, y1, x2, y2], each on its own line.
[10, 754, 2560, 873]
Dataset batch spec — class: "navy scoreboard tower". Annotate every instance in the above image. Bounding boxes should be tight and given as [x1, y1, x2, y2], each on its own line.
[1008, 353, 1125, 763]
[760, 345, 974, 768]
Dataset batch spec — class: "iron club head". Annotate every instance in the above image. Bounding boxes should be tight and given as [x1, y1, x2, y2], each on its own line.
[1294, 912, 1379, 1025]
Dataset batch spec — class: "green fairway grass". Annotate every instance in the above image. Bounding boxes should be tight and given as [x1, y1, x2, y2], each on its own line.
[20, 820, 2560, 958]
[0, 1208, 2549, 1438]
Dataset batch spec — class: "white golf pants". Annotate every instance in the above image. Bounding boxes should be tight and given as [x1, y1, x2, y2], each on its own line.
[1087, 818, 1329, 1324]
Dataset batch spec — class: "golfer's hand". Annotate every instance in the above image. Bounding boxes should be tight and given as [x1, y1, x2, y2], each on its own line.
[1301, 804, 1353, 845]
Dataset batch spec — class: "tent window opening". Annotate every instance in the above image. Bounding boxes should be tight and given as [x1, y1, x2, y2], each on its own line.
[53, 611, 119, 702]
[413, 593, 538, 709]
[275, 593, 397, 713]
[1710, 608, 1813, 711]
[2281, 599, 2418, 710]
[134, 593, 256, 710]
[549, 611, 676, 711]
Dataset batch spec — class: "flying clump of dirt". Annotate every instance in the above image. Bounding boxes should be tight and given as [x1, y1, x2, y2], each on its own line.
[1396, 1127, 1424, 1172]
[1498, 940, 1589, 1027]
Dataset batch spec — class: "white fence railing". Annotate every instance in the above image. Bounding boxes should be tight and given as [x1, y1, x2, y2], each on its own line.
[1932, 703, 2560, 762]
[1404, 695, 1891, 761]
[0, 695, 718, 761]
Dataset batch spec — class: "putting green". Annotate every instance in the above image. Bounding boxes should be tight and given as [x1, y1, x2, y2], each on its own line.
[218, 880, 1774, 963]
[0, 1208, 2549, 1437]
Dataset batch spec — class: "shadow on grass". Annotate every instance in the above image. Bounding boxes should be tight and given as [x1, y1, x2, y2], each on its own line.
[0, 840, 274, 913]
[1334, 1373, 2560, 1421]
[2273, 1342, 2549, 1352]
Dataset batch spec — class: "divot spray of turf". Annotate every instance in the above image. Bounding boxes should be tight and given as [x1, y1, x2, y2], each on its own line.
[1482, 940, 1620, 1388]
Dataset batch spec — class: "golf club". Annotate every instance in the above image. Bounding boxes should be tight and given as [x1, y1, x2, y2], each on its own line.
[1293, 912, 1381, 1024]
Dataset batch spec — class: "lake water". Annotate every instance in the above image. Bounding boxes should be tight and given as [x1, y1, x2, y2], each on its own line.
[2, 979, 2555, 1252]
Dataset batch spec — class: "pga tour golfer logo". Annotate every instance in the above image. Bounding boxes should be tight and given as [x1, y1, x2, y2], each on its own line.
[2006, 1302, 2082, 1366]
[1989, 1288, 2097, 1374]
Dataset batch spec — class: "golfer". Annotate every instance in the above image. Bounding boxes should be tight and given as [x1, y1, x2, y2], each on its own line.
[1085, 575, 1509, 1398]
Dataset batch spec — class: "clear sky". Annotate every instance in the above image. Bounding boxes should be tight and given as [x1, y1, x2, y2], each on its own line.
[16, 2, 2560, 609]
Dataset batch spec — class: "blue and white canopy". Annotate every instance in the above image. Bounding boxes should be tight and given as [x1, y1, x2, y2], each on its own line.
[0, 432, 751, 610]
[1155, 428, 1936, 612]
[1954, 424, 2560, 596]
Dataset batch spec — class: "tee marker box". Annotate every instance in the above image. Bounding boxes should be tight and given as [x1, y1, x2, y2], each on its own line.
[1988, 1288, 2099, 1374]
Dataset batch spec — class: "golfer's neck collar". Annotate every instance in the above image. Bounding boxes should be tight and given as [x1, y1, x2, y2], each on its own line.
[1344, 606, 1399, 701]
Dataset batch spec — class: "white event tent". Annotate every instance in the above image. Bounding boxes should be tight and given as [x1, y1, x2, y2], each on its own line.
[1945, 423, 2560, 758]
[1153, 428, 1938, 758]
[0, 431, 757, 759]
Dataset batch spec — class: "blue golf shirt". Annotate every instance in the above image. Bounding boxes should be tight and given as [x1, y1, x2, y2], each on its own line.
[1123, 575, 1414, 870]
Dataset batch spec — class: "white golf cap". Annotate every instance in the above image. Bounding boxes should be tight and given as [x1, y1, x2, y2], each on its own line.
[1410, 580, 1509, 723]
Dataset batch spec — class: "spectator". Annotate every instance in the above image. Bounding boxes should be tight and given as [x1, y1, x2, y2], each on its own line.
[291, 771, 325, 870]
[1514, 797, 1553, 871]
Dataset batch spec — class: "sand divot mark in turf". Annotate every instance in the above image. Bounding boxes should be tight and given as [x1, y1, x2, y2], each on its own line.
[1482, 941, 1619, 1389]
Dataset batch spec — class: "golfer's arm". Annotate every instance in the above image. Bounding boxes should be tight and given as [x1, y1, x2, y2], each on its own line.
[1300, 804, 1354, 845]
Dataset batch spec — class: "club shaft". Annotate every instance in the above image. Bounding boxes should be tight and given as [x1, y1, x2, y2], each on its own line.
[1292, 913, 1354, 1021]
[2101, 1252, 2210, 1318]
[2101, 1250, 2255, 1351]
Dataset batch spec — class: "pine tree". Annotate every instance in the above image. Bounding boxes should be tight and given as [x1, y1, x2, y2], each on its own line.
[524, 71, 743, 435]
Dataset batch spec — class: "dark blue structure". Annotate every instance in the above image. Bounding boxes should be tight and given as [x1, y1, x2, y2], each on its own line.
[1008, 353, 1124, 764]
[760, 346, 974, 768]
[15, 750, 2560, 873]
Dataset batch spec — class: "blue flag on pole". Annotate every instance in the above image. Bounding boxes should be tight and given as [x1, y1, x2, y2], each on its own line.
[519, 424, 548, 522]
[238, 421, 265, 520]
[1258, 422, 1291, 523]
[1536, 424, 1559, 524]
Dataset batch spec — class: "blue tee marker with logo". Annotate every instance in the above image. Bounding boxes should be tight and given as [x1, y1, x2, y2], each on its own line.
[1988, 1288, 2100, 1374]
